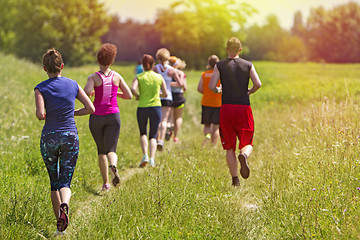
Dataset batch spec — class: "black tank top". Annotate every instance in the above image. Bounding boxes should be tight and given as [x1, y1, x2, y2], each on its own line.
[216, 58, 252, 105]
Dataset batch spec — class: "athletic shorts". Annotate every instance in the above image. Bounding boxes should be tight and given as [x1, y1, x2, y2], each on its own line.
[219, 104, 254, 150]
[40, 131, 79, 191]
[161, 99, 173, 107]
[201, 105, 220, 125]
[89, 112, 121, 155]
[137, 107, 162, 139]
[172, 92, 186, 108]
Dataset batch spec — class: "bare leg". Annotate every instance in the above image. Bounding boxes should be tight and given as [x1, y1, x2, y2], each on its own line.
[149, 138, 157, 160]
[59, 187, 71, 204]
[238, 144, 252, 179]
[51, 191, 61, 220]
[211, 124, 220, 147]
[108, 152, 121, 186]
[51, 187, 71, 220]
[173, 107, 184, 140]
[157, 107, 171, 142]
[240, 144, 253, 157]
[107, 152, 118, 167]
[140, 135, 148, 155]
[98, 154, 109, 185]
[226, 148, 238, 177]
[202, 124, 212, 146]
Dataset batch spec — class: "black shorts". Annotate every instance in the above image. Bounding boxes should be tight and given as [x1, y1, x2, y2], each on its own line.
[172, 92, 186, 108]
[201, 105, 220, 125]
[161, 99, 173, 107]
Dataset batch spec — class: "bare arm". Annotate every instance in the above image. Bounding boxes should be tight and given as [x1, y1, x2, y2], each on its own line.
[209, 65, 221, 93]
[74, 85, 95, 116]
[160, 79, 168, 98]
[248, 65, 261, 95]
[84, 75, 95, 97]
[34, 89, 46, 120]
[130, 77, 139, 100]
[169, 68, 183, 87]
[117, 74, 132, 99]
[197, 75, 204, 94]
[170, 70, 187, 91]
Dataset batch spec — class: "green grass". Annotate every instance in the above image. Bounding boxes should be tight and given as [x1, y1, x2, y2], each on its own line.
[1, 52, 360, 239]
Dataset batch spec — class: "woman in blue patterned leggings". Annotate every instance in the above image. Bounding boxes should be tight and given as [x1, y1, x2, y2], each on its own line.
[34, 49, 94, 234]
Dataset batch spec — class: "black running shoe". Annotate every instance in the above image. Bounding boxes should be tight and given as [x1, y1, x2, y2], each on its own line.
[109, 165, 120, 187]
[238, 153, 250, 179]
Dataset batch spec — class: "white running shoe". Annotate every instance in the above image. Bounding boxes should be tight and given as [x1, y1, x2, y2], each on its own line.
[139, 155, 149, 167]
[149, 158, 156, 167]
[54, 229, 66, 236]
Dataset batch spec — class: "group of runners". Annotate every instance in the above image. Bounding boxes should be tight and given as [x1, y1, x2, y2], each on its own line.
[34, 37, 261, 235]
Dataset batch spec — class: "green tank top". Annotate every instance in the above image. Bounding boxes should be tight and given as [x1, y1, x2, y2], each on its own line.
[137, 71, 163, 108]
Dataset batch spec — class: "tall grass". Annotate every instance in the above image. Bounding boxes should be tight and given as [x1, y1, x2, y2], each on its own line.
[0, 52, 359, 239]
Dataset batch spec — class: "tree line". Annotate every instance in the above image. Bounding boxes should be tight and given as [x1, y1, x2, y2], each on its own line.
[0, 0, 359, 68]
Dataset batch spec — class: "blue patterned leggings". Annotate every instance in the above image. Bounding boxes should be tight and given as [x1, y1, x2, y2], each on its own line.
[40, 131, 79, 191]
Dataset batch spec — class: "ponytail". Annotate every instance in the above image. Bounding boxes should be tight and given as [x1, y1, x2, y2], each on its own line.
[42, 48, 63, 73]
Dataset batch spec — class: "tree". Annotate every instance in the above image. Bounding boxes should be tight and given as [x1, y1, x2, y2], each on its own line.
[0, 0, 18, 53]
[243, 15, 307, 62]
[3, 0, 109, 65]
[101, 16, 166, 62]
[155, 0, 255, 69]
[306, 2, 360, 62]
[291, 11, 305, 38]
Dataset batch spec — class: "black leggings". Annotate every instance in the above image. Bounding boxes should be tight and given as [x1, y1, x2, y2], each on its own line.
[89, 112, 121, 155]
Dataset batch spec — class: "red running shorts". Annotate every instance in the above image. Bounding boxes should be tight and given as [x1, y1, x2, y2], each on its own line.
[219, 104, 254, 150]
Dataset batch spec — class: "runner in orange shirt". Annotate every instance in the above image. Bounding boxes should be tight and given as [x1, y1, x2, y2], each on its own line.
[197, 55, 221, 147]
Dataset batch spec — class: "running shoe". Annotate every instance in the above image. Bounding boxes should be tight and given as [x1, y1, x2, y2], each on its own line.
[54, 229, 66, 236]
[109, 165, 120, 187]
[139, 154, 149, 167]
[101, 183, 110, 192]
[238, 153, 250, 179]
[57, 203, 69, 232]
[157, 140, 164, 151]
[149, 158, 156, 167]
[165, 127, 173, 141]
[205, 133, 211, 139]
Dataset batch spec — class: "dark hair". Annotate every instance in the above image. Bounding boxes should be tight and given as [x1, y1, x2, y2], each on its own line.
[97, 43, 117, 66]
[208, 55, 219, 69]
[42, 49, 63, 73]
[142, 54, 155, 71]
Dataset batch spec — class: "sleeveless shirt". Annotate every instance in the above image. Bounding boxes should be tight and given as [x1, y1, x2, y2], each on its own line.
[155, 63, 173, 101]
[216, 58, 252, 105]
[92, 71, 120, 115]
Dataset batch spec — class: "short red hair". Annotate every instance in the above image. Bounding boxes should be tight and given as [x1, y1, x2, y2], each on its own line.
[97, 43, 117, 66]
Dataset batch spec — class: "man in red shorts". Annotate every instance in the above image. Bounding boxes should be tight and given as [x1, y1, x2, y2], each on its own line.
[209, 37, 261, 186]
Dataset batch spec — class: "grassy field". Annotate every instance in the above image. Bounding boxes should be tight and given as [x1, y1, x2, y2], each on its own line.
[0, 52, 360, 239]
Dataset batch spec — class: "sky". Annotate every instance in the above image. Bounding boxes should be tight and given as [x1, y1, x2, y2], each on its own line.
[101, 0, 360, 29]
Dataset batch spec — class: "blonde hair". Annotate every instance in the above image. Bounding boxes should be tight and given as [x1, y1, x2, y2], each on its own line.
[156, 48, 170, 63]
[227, 37, 242, 53]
